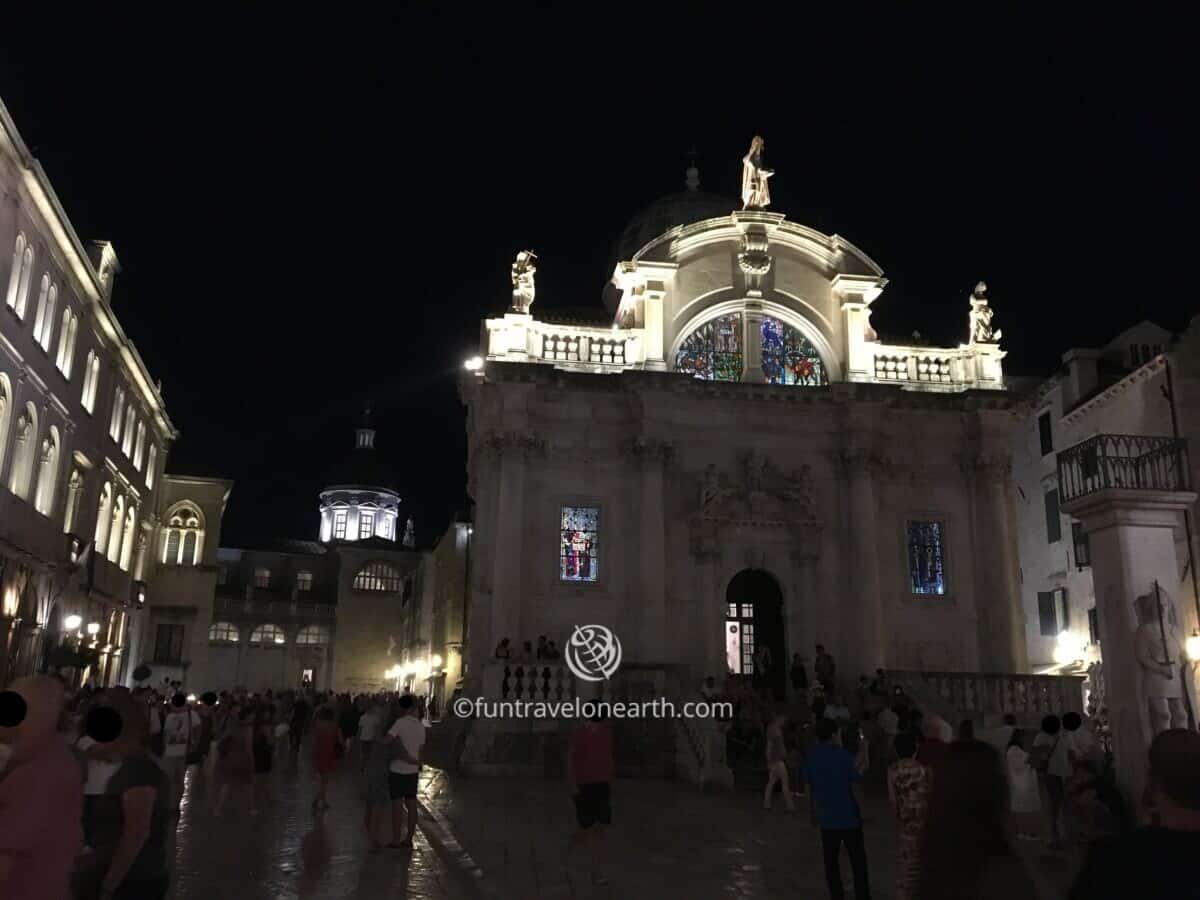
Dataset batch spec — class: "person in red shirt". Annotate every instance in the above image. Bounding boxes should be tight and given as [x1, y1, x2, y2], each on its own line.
[0, 675, 83, 900]
[566, 706, 613, 887]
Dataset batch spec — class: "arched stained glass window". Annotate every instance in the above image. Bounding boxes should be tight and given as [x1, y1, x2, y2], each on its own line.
[674, 313, 743, 382]
[761, 316, 827, 386]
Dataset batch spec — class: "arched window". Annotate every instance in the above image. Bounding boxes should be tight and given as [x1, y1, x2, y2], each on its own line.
[106, 494, 125, 562]
[109, 386, 125, 441]
[4, 233, 25, 311]
[162, 502, 204, 565]
[7, 402, 38, 500]
[119, 505, 137, 571]
[0, 374, 11, 484]
[164, 529, 181, 564]
[33, 425, 60, 516]
[295, 624, 329, 645]
[33, 277, 57, 351]
[95, 482, 113, 552]
[674, 312, 744, 381]
[145, 444, 157, 489]
[63, 468, 84, 535]
[81, 351, 100, 413]
[353, 561, 403, 592]
[121, 407, 135, 457]
[5, 235, 34, 318]
[55, 308, 77, 377]
[208, 621, 239, 643]
[761, 316, 828, 386]
[181, 530, 197, 564]
[249, 623, 286, 645]
[133, 421, 146, 470]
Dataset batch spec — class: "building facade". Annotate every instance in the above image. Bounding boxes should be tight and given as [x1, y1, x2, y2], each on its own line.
[0, 98, 175, 689]
[460, 153, 1028, 696]
[1012, 319, 1200, 672]
[130, 421, 457, 695]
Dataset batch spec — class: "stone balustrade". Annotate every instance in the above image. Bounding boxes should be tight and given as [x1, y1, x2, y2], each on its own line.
[890, 670, 1086, 723]
[484, 313, 644, 372]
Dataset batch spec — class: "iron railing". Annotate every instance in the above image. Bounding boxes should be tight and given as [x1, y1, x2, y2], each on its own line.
[1058, 434, 1191, 504]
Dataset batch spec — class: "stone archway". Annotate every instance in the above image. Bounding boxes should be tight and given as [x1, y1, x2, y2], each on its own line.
[726, 569, 786, 700]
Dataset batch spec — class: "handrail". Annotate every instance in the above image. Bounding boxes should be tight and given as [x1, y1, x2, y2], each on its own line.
[1057, 434, 1190, 504]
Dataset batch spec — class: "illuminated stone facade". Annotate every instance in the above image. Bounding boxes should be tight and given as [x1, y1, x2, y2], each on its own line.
[461, 159, 1028, 690]
[0, 98, 175, 689]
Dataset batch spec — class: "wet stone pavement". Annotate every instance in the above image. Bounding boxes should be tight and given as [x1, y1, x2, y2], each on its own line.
[167, 746, 1076, 899]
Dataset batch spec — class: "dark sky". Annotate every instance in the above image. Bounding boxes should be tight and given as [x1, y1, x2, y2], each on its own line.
[0, 8, 1193, 545]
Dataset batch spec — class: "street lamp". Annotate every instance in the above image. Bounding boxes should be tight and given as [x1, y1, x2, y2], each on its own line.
[431, 654, 442, 669]
[86, 622, 101, 636]
[463, 356, 483, 372]
[64, 615, 82, 632]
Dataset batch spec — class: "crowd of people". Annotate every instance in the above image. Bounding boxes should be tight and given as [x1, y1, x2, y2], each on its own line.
[0, 675, 432, 899]
[702, 642, 1200, 899]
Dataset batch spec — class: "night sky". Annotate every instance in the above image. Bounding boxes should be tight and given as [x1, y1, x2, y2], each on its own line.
[0, 9, 1192, 546]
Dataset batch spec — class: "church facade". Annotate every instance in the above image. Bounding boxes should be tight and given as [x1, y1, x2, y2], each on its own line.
[460, 145, 1028, 693]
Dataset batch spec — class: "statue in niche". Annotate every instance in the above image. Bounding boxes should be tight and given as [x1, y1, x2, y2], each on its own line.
[740, 135, 774, 210]
[510, 250, 537, 314]
[1133, 588, 1187, 735]
[968, 281, 1002, 344]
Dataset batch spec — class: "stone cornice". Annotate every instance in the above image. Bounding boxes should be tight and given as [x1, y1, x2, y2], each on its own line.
[1061, 356, 1167, 426]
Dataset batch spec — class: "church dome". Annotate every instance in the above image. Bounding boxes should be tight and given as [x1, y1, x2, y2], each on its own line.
[318, 410, 402, 544]
[613, 165, 735, 263]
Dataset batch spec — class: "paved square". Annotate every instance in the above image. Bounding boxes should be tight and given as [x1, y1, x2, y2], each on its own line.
[165, 755, 1076, 899]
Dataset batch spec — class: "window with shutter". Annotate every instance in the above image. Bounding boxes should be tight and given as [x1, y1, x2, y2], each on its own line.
[1037, 591, 1058, 636]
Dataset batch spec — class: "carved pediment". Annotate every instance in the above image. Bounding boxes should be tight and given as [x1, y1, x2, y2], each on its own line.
[696, 450, 816, 525]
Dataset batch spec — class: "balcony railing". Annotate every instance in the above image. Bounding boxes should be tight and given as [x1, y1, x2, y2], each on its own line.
[213, 595, 336, 620]
[1058, 434, 1191, 504]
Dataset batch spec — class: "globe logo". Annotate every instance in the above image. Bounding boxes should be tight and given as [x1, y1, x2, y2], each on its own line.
[564, 624, 622, 682]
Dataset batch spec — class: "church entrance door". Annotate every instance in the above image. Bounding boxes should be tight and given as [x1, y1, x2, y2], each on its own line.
[725, 569, 785, 701]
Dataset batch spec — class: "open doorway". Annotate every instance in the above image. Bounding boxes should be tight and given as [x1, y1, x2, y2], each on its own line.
[725, 569, 786, 701]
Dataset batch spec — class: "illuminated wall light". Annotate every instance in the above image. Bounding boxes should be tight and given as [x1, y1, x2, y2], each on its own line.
[464, 356, 483, 371]
[64, 614, 82, 631]
[1052, 630, 1085, 665]
[1187, 630, 1200, 662]
[86, 622, 101, 635]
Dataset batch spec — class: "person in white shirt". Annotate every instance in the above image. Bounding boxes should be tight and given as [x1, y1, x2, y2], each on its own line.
[76, 731, 120, 848]
[357, 702, 381, 771]
[162, 693, 201, 812]
[386, 695, 425, 848]
[1005, 730, 1041, 840]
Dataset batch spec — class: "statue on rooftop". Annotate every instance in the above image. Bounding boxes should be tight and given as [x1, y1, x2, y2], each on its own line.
[968, 281, 1002, 344]
[741, 136, 774, 210]
[510, 250, 537, 314]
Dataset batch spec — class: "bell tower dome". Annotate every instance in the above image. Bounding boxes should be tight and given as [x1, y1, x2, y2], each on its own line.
[318, 408, 401, 543]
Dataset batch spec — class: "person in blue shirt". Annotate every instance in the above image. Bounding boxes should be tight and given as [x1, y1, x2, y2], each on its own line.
[803, 716, 871, 900]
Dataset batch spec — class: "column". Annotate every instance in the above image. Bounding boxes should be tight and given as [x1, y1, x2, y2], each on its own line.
[634, 440, 668, 662]
[742, 304, 765, 384]
[840, 450, 883, 676]
[1063, 488, 1196, 800]
[643, 289, 666, 371]
[985, 463, 1029, 672]
[491, 436, 529, 650]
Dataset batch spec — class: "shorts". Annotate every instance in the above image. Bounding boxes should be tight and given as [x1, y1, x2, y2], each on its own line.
[389, 772, 419, 799]
[574, 782, 612, 828]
